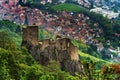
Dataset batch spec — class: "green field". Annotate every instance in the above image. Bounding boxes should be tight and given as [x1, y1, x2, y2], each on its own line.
[52, 3, 82, 12]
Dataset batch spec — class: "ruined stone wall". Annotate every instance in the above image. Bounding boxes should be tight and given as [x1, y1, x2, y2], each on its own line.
[22, 26, 38, 46]
[55, 38, 69, 50]
[39, 37, 79, 61]
[68, 43, 79, 61]
[41, 39, 50, 50]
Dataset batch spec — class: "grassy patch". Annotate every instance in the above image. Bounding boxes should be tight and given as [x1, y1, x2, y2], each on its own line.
[79, 51, 111, 69]
[52, 3, 82, 12]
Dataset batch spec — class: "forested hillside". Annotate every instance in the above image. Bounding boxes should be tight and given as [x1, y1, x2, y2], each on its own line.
[0, 20, 80, 80]
[0, 0, 120, 79]
[0, 20, 120, 80]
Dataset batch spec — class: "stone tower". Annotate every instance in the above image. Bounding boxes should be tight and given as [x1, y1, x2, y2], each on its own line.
[22, 25, 38, 46]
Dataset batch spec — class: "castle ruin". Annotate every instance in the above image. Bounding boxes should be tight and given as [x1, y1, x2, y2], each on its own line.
[22, 25, 38, 46]
[21, 25, 83, 75]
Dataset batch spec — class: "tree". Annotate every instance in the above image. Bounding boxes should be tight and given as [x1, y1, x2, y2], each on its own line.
[0, 31, 16, 50]
[0, 48, 11, 80]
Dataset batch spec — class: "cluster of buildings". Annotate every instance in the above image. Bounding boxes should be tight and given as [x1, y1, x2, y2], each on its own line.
[77, 0, 106, 8]
[90, 7, 119, 19]
[0, 0, 26, 6]
[42, 11, 103, 45]
[0, 0, 104, 45]
[77, 0, 91, 8]
[40, 0, 52, 4]
[108, 47, 120, 62]
[77, 0, 120, 11]
[0, 0, 45, 25]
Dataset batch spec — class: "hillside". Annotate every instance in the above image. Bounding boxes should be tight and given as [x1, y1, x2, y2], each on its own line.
[0, 19, 120, 79]
[0, 0, 120, 79]
[0, 20, 79, 80]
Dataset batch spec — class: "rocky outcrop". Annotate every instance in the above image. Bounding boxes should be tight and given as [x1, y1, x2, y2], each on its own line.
[21, 25, 84, 75]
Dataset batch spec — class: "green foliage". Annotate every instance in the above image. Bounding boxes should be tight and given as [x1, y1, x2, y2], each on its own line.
[0, 31, 16, 50]
[39, 29, 56, 40]
[0, 20, 22, 47]
[95, 37, 105, 43]
[112, 20, 120, 47]
[52, 3, 83, 12]
[27, 0, 41, 3]
[79, 60, 120, 80]
[0, 29, 21, 47]
[72, 39, 99, 57]
[0, 47, 82, 80]
[0, 48, 22, 80]
[102, 64, 120, 79]
[0, 20, 21, 33]
[79, 51, 110, 69]
[0, 48, 11, 80]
